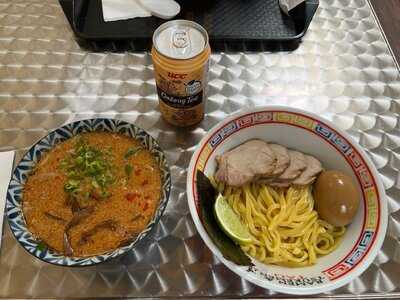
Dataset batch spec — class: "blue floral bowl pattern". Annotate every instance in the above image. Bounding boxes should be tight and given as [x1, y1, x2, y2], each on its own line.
[6, 118, 171, 266]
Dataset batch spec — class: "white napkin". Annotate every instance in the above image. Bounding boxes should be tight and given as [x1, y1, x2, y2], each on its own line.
[0, 151, 15, 249]
[102, 0, 151, 22]
[279, 0, 305, 15]
[102, 0, 180, 22]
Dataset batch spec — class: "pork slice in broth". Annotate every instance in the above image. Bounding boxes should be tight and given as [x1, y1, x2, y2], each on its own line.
[44, 212, 66, 223]
[65, 206, 95, 231]
[63, 206, 95, 255]
[63, 233, 74, 256]
[78, 220, 118, 246]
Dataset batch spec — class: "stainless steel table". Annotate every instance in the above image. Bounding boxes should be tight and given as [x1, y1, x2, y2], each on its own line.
[0, 0, 399, 298]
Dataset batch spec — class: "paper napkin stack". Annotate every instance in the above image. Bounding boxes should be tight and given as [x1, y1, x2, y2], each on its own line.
[102, 0, 180, 22]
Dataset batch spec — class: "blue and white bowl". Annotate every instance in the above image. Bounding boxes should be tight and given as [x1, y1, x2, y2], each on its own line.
[6, 118, 171, 266]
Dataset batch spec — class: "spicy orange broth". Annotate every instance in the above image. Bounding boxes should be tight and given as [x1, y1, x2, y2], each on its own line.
[23, 132, 161, 256]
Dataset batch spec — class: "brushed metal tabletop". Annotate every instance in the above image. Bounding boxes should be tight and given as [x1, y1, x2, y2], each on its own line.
[0, 0, 399, 298]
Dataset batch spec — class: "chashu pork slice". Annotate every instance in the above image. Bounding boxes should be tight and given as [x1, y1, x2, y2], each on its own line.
[270, 150, 307, 187]
[268, 143, 290, 176]
[292, 154, 323, 186]
[215, 139, 276, 187]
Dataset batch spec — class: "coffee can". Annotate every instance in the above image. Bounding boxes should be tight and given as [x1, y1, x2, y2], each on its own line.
[152, 20, 211, 127]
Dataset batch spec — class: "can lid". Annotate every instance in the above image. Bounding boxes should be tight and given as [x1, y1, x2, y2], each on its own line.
[153, 20, 209, 60]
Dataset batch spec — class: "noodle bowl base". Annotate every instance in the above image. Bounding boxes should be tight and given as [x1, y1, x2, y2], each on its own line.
[187, 106, 387, 295]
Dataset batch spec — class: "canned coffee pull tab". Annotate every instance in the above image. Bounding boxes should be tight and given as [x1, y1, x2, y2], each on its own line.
[173, 29, 189, 48]
[172, 29, 192, 56]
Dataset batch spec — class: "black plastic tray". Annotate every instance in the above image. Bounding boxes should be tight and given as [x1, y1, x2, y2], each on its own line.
[59, 0, 318, 51]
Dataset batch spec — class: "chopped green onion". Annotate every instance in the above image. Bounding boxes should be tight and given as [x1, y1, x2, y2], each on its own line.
[76, 156, 84, 165]
[60, 160, 69, 169]
[91, 180, 100, 189]
[36, 241, 47, 251]
[124, 147, 143, 159]
[100, 190, 111, 198]
[65, 179, 80, 192]
[60, 138, 115, 201]
[125, 164, 133, 178]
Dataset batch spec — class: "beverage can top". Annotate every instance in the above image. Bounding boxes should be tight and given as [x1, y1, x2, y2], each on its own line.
[153, 20, 209, 60]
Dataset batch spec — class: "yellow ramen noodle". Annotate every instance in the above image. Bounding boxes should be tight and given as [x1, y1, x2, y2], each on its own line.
[210, 178, 345, 267]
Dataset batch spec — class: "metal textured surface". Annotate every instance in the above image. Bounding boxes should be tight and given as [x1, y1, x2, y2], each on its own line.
[0, 0, 399, 298]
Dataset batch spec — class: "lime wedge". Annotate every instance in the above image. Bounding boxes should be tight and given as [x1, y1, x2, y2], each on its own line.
[214, 194, 252, 245]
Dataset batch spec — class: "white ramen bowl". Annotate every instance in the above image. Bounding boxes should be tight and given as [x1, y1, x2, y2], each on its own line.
[186, 106, 387, 295]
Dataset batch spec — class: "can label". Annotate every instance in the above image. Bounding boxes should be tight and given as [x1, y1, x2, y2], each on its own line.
[152, 20, 210, 127]
[153, 61, 208, 126]
[157, 88, 202, 108]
